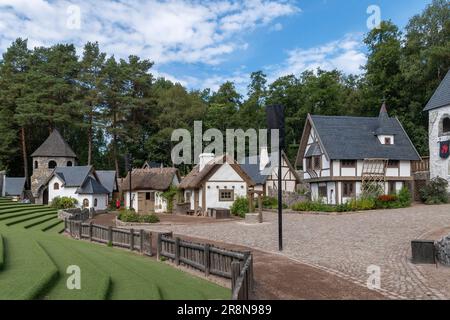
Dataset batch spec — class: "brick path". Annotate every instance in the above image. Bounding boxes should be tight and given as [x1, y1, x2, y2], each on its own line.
[136, 204, 450, 300]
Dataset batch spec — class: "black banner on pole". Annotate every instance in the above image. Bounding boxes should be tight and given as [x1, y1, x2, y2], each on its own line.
[266, 105, 285, 149]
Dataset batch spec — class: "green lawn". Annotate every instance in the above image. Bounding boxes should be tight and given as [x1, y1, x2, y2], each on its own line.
[0, 199, 230, 300]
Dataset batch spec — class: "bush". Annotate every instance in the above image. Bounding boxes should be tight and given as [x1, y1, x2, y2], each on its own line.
[291, 200, 335, 212]
[230, 197, 249, 218]
[349, 197, 377, 211]
[50, 196, 78, 209]
[397, 187, 412, 207]
[420, 177, 449, 205]
[161, 186, 179, 213]
[118, 210, 160, 223]
[257, 196, 288, 209]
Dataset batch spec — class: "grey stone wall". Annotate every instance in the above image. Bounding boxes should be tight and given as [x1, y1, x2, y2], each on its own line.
[435, 235, 450, 265]
[268, 188, 309, 206]
[429, 106, 450, 189]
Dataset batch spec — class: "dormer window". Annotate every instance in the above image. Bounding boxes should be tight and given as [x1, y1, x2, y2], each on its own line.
[378, 135, 394, 145]
[385, 137, 392, 145]
[443, 117, 450, 134]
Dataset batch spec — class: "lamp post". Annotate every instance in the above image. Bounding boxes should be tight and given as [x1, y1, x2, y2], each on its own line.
[266, 105, 285, 251]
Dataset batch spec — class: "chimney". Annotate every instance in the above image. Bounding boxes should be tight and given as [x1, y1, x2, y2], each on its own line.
[199, 153, 215, 172]
[260, 147, 270, 171]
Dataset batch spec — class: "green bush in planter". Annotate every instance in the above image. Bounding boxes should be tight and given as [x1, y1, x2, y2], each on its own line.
[420, 177, 449, 205]
[118, 210, 140, 222]
[230, 197, 249, 218]
[50, 196, 78, 209]
[140, 214, 160, 223]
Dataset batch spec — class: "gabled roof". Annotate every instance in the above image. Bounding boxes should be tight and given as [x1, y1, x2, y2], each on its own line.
[31, 129, 77, 158]
[77, 176, 110, 195]
[96, 171, 117, 193]
[240, 151, 301, 185]
[179, 155, 255, 189]
[424, 70, 450, 112]
[298, 111, 421, 162]
[305, 143, 322, 157]
[53, 166, 92, 187]
[4, 177, 25, 196]
[142, 161, 163, 169]
[122, 168, 179, 192]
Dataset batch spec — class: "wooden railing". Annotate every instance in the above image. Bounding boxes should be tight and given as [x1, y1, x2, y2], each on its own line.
[412, 156, 430, 173]
[157, 234, 254, 300]
[65, 220, 152, 256]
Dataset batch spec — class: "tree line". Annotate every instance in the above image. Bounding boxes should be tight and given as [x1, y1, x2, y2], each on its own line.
[0, 0, 448, 185]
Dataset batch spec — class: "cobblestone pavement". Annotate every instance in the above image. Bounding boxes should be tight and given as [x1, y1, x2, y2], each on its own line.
[139, 204, 450, 300]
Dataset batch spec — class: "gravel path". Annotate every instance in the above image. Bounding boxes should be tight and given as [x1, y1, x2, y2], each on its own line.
[137, 204, 450, 300]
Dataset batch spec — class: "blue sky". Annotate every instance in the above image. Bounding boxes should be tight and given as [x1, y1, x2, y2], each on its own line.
[0, 0, 433, 93]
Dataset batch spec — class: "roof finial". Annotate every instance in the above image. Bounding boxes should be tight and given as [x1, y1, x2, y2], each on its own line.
[379, 99, 388, 117]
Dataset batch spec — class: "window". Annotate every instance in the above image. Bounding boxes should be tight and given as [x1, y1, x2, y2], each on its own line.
[313, 156, 321, 170]
[34, 161, 38, 169]
[341, 160, 356, 168]
[219, 189, 234, 202]
[388, 181, 397, 195]
[94, 198, 98, 207]
[185, 192, 191, 202]
[306, 157, 312, 170]
[318, 184, 327, 198]
[53, 183, 59, 190]
[384, 137, 392, 145]
[82, 199, 89, 208]
[444, 117, 450, 133]
[145, 192, 155, 201]
[48, 160, 57, 169]
[387, 160, 400, 168]
[343, 182, 355, 197]
[67, 161, 73, 167]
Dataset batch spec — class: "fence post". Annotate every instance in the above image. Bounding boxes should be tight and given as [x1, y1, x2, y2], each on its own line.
[157, 233, 162, 260]
[231, 261, 241, 298]
[108, 226, 113, 245]
[89, 222, 93, 241]
[204, 244, 210, 277]
[78, 222, 82, 239]
[139, 229, 144, 254]
[130, 229, 134, 251]
[175, 237, 180, 266]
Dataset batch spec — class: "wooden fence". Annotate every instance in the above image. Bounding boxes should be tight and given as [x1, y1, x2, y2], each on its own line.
[157, 234, 254, 300]
[412, 156, 430, 173]
[64, 219, 152, 256]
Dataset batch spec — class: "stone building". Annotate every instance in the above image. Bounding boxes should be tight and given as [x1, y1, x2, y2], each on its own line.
[424, 70, 450, 186]
[30, 129, 77, 204]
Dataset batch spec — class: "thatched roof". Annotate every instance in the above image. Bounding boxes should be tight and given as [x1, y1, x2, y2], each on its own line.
[179, 155, 255, 189]
[121, 168, 179, 191]
[31, 129, 77, 158]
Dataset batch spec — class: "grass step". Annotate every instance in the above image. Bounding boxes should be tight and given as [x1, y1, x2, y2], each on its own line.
[0, 231, 58, 299]
[5, 212, 57, 226]
[0, 209, 56, 223]
[45, 222, 65, 234]
[0, 234, 4, 270]
[0, 207, 55, 219]
[22, 216, 60, 229]
[38, 239, 111, 300]
[0, 205, 44, 214]
[39, 219, 63, 232]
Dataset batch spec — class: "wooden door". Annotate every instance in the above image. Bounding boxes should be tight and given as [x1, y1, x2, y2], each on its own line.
[138, 192, 155, 214]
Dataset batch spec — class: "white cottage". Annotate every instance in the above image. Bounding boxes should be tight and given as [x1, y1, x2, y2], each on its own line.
[296, 104, 421, 204]
[179, 154, 254, 215]
[44, 166, 110, 211]
[424, 69, 450, 187]
[122, 168, 180, 214]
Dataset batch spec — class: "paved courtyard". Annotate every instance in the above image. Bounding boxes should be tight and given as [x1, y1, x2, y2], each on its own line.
[139, 204, 450, 300]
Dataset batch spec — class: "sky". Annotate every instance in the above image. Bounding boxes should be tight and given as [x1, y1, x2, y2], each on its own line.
[0, 0, 433, 93]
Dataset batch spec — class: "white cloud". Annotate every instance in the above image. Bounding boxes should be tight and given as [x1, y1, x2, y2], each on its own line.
[270, 33, 367, 80]
[0, 0, 298, 65]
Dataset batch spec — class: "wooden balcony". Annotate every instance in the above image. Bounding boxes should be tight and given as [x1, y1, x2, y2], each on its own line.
[412, 156, 429, 173]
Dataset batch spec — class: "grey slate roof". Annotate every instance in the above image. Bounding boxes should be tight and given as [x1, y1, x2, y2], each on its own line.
[77, 176, 110, 195]
[310, 115, 421, 161]
[4, 177, 25, 196]
[96, 171, 117, 193]
[305, 142, 322, 157]
[31, 129, 77, 158]
[54, 166, 92, 187]
[424, 70, 450, 111]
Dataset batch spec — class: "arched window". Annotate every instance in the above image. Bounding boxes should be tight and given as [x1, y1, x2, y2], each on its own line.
[48, 160, 57, 169]
[94, 198, 98, 207]
[53, 183, 59, 190]
[443, 117, 450, 133]
[83, 199, 89, 208]
[34, 161, 38, 169]
[67, 161, 73, 167]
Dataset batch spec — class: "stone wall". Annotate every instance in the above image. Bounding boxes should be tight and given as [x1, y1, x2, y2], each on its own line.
[267, 189, 309, 206]
[58, 208, 93, 221]
[435, 235, 450, 265]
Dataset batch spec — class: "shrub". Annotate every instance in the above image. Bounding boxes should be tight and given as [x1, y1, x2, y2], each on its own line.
[420, 177, 449, 205]
[50, 196, 78, 209]
[377, 194, 398, 203]
[257, 196, 288, 209]
[397, 187, 412, 207]
[291, 200, 335, 212]
[161, 186, 179, 213]
[140, 214, 160, 223]
[230, 197, 249, 218]
[349, 197, 377, 211]
[118, 210, 160, 223]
